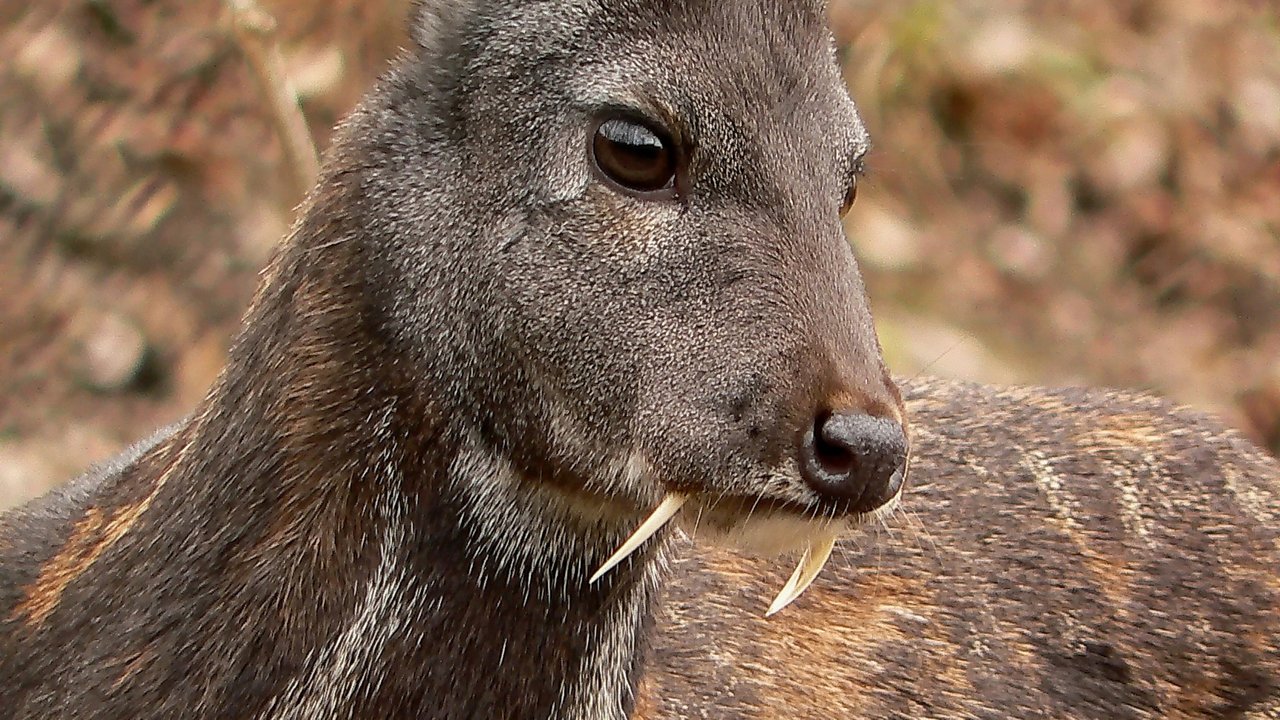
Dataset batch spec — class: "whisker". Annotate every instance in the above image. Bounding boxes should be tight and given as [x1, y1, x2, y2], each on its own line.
[909, 340, 962, 381]
[743, 487, 767, 528]
[901, 506, 944, 567]
[886, 504, 926, 556]
[690, 502, 706, 538]
[875, 512, 899, 542]
[834, 541, 859, 570]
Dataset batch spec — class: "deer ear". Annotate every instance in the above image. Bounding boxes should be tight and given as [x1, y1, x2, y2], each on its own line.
[409, 0, 472, 53]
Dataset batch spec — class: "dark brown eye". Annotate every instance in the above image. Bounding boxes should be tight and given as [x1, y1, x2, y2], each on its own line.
[592, 117, 677, 196]
[840, 179, 858, 216]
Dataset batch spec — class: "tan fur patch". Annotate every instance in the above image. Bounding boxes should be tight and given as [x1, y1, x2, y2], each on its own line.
[1023, 450, 1137, 608]
[687, 552, 967, 718]
[1074, 415, 1167, 449]
[630, 673, 661, 720]
[826, 389, 900, 424]
[11, 466, 172, 626]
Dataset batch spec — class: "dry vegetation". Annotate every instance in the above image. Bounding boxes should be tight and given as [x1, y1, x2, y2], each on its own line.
[1, 0, 1277, 510]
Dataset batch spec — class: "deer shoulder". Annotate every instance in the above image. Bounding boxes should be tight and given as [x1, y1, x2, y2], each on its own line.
[642, 377, 1280, 719]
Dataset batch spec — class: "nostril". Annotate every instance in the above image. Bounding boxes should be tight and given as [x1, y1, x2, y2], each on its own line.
[811, 412, 857, 477]
[799, 410, 908, 513]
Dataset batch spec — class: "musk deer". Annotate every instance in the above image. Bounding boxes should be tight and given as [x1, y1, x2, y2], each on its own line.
[2, 1, 906, 717]
[2, 1, 1277, 719]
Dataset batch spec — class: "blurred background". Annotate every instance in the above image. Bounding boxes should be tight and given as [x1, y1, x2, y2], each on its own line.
[1, 0, 1277, 511]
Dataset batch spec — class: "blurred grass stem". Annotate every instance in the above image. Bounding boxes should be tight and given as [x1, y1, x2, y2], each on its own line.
[225, 0, 320, 200]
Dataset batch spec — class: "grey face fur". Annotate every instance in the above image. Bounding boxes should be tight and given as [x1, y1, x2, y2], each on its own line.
[345, 0, 900, 543]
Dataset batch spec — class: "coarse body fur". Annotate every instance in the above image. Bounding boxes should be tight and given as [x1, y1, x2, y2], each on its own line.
[643, 379, 1280, 718]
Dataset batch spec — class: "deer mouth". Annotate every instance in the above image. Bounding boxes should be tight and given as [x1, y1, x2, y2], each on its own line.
[587, 471, 905, 616]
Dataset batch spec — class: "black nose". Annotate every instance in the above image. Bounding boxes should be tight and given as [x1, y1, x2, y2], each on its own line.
[799, 410, 908, 512]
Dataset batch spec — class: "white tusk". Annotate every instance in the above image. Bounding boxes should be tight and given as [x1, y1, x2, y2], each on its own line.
[590, 493, 687, 584]
[765, 531, 837, 617]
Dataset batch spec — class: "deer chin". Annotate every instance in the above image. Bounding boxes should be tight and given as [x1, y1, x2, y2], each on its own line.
[588, 483, 904, 617]
[682, 504, 844, 555]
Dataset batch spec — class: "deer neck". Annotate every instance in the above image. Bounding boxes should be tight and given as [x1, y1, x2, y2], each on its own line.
[175, 247, 668, 720]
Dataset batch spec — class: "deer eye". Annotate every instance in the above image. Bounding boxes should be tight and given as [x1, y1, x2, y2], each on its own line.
[591, 117, 677, 197]
[840, 178, 858, 217]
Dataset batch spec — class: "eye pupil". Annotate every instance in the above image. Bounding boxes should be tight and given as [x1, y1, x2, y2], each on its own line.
[592, 118, 677, 195]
